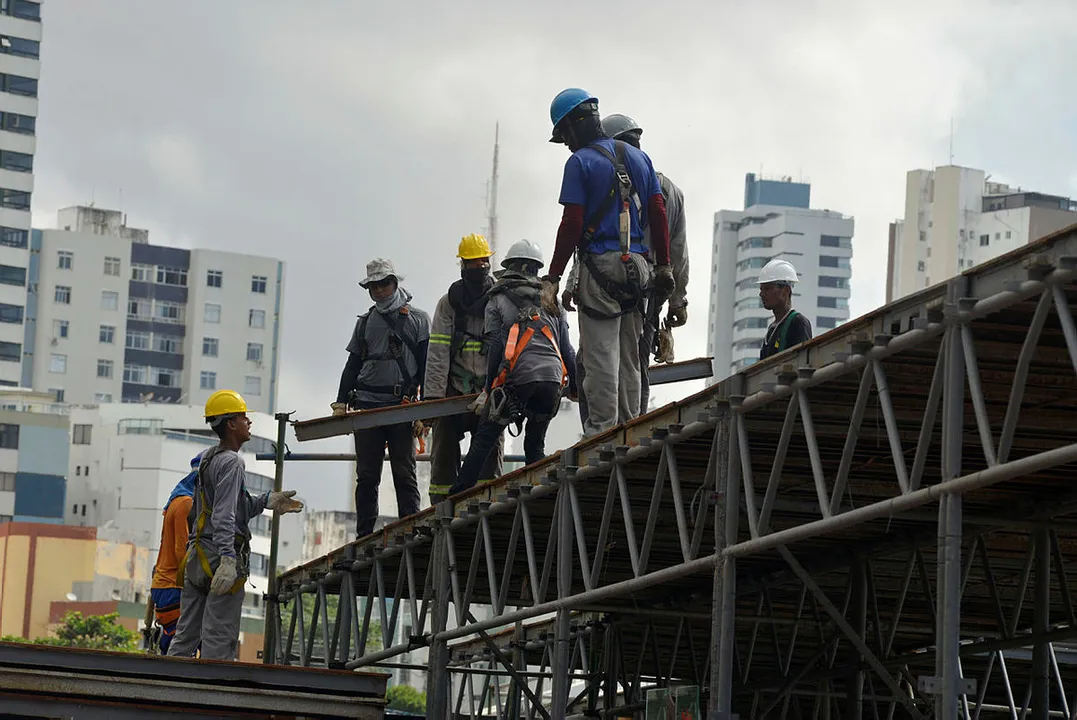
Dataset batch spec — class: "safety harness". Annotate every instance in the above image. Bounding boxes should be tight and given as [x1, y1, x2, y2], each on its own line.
[761, 310, 801, 358]
[576, 140, 648, 320]
[175, 446, 247, 595]
[351, 304, 421, 400]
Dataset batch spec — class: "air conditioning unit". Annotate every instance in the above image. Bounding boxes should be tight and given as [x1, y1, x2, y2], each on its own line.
[50, 338, 57, 346]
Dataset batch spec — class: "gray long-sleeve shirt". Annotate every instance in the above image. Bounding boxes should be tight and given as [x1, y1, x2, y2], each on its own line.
[192, 448, 268, 567]
[657, 172, 689, 309]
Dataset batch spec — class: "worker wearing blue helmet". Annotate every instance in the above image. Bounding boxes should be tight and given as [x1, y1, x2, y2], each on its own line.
[540, 88, 674, 436]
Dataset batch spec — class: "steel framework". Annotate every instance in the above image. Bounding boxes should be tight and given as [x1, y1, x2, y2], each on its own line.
[270, 226, 1077, 720]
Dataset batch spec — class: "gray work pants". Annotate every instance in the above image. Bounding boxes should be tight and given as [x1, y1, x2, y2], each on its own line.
[577, 252, 651, 437]
[167, 547, 245, 661]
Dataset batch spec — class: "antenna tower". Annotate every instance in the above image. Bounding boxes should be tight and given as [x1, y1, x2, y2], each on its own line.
[487, 123, 500, 253]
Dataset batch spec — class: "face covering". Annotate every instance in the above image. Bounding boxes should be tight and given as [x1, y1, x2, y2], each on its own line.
[462, 265, 491, 291]
[374, 287, 407, 313]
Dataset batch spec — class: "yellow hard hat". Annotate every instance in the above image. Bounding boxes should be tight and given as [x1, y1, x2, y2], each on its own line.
[457, 233, 493, 261]
[205, 389, 248, 420]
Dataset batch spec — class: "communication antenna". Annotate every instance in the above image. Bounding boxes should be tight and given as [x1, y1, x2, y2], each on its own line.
[487, 123, 500, 254]
[949, 116, 955, 165]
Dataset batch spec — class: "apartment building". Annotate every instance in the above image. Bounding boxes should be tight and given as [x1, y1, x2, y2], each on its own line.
[0, 386, 67, 525]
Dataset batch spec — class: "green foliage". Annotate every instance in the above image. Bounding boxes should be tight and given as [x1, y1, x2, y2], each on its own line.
[0, 612, 140, 652]
[386, 684, 426, 713]
[299, 594, 382, 652]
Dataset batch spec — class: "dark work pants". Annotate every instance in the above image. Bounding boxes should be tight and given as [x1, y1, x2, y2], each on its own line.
[429, 409, 503, 504]
[453, 382, 561, 495]
[354, 421, 420, 538]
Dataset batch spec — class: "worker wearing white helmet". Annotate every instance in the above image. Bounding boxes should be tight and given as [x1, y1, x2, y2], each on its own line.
[757, 258, 813, 360]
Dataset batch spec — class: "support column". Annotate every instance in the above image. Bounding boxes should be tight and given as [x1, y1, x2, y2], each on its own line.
[1032, 527, 1051, 720]
[709, 402, 738, 720]
[426, 504, 453, 720]
[552, 449, 577, 720]
[263, 411, 290, 665]
[846, 562, 866, 720]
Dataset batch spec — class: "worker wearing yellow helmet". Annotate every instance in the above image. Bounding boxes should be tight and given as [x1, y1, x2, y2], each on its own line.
[167, 390, 304, 660]
[422, 234, 504, 505]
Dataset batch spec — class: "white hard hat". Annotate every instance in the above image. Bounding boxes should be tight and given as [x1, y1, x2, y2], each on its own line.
[756, 258, 799, 285]
[501, 239, 545, 269]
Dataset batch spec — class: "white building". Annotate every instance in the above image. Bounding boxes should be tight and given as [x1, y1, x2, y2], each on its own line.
[0, 386, 68, 525]
[64, 403, 303, 618]
[0, 1, 41, 388]
[708, 175, 854, 380]
[886, 166, 1077, 302]
[23, 206, 285, 412]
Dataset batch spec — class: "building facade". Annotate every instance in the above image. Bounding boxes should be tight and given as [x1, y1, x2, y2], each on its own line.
[0, 387, 68, 525]
[0, 1, 41, 388]
[23, 206, 285, 412]
[708, 175, 854, 380]
[886, 166, 1077, 302]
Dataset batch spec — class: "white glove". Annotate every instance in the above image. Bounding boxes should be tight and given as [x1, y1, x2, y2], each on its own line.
[470, 390, 488, 416]
[210, 555, 239, 596]
[330, 402, 348, 417]
[267, 489, 304, 514]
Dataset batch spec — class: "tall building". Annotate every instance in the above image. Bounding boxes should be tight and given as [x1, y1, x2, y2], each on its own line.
[0, 386, 68, 525]
[23, 206, 285, 412]
[708, 175, 854, 380]
[886, 166, 1077, 302]
[0, 1, 41, 388]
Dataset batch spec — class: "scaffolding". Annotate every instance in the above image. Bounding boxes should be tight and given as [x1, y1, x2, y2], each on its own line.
[265, 224, 1077, 720]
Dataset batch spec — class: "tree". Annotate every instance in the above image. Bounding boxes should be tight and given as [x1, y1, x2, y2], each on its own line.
[1, 612, 139, 652]
[386, 684, 426, 713]
[299, 594, 382, 653]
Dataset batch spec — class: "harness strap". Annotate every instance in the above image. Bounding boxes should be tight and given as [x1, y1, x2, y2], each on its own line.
[175, 448, 246, 595]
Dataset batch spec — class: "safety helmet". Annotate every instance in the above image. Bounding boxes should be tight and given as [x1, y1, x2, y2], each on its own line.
[550, 88, 598, 131]
[457, 233, 493, 261]
[205, 389, 248, 426]
[601, 113, 642, 140]
[756, 258, 800, 285]
[501, 239, 544, 269]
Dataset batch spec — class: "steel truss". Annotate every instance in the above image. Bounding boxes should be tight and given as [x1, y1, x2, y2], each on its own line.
[272, 227, 1077, 720]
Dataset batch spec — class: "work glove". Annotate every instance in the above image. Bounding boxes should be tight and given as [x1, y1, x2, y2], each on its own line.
[209, 555, 239, 596]
[539, 275, 560, 315]
[653, 265, 676, 303]
[655, 323, 676, 364]
[412, 419, 429, 440]
[470, 390, 488, 416]
[267, 489, 304, 514]
[330, 402, 348, 417]
[666, 304, 688, 328]
[561, 287, 576, 313]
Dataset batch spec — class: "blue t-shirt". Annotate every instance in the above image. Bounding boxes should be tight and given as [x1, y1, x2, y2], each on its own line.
[558, 138, 663, 255]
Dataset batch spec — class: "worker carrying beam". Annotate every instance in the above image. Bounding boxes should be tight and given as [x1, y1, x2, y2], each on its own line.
[453, 239, 578, 494]
[332, 258, 430, 538]
[423, 234, 504, 505]
[568, 112, 689, 423]
[540, 88, 674, 437]
[168, 390, 304, 661]
[147, 450, 205, 654]
[757, 258, 813, 359]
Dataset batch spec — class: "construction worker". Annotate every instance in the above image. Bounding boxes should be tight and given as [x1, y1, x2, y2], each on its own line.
[541, 88, 674, 437]
[332, 258, 430, 538]
[757, 258, 813, 359]
[168, 390, 304, 660]
[452, 239, 577, 494]
[424, 234, 503, 505]
[147, 451, 205, 654]
[569, 113, 689, 422]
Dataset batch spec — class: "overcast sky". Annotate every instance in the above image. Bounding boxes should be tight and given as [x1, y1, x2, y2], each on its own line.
[30, 0, 1077, 509]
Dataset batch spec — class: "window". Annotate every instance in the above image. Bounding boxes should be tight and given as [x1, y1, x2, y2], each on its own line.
[152, 334, 181, 354]
[125, 330, 149, 350]
[249, 309, 265, 328]
[0, 188, 30, 209]
[733, 317, 770, 331]
[130, 264, 153, 282]
[251, 276, 267, 293]
[818, 276, 848, 289]
[246, 343, 263, 362]
[51, 388, 65, 402]
[155, 266, 187, 286]
[736, 257, 770, 271]
[0, 471, 13, 492]
[1006, 231, 1012, 239]
[817, 296, 849, 310]
[50, 353, 66, 374]
[738, 237, 772, 250]
[0, 226, 27, 247]
[202, 337, 219, 357]
[0, 303, 21, 323]
[0, 264, 26, 286]
[200, 371, 217, 390]
[735, 277, 759, 291]
[0, 341, 18, 362]
[94, 392, 113, 403]
[0, 150, 32, 172]
[103, 256, 121, 276]
[734, 297, 764, 310]
[117, 418, 163, 435]
[817, 316, 841, 330]
[0, 112, 34, 136]
[819, 255, 851, 269]
[204, 303, 221, 324]
[0, 73, 37, 97]
[127, 297, 149, 319]
[250, 514, 271, 536]
[96, 359, 114, 379]
[2, 1, 41, 21]
[99, 325, 115, 344]
[980, 234, 990, 247]
[919, 231, 927, 242]
[0, 36, 39, 59]
[250, 552, 269, 575]
[244, 376, 262, 396]
[152, 367, 181, 388]
[153, 301, 184, 323]
[55, 285, 71, 304]
[53, 319, 68, 338]
[995, 232, 1001, 240]
[917, 261, 926, 272]
[122, 365, 146, 384]
[0, 423, 18, 449]
[207, 270, 222, 288]
[101, 290, 119, 311]
[820, 235, 851, 248]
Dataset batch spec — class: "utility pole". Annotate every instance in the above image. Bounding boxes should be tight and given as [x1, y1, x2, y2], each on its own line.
[487, 123, 500, 254]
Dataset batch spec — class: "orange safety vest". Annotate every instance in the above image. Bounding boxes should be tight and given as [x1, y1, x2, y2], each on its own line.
[490, 313, 569, 390]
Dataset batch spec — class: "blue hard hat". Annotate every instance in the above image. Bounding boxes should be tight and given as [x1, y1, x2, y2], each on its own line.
[550, 88, 598, 130]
